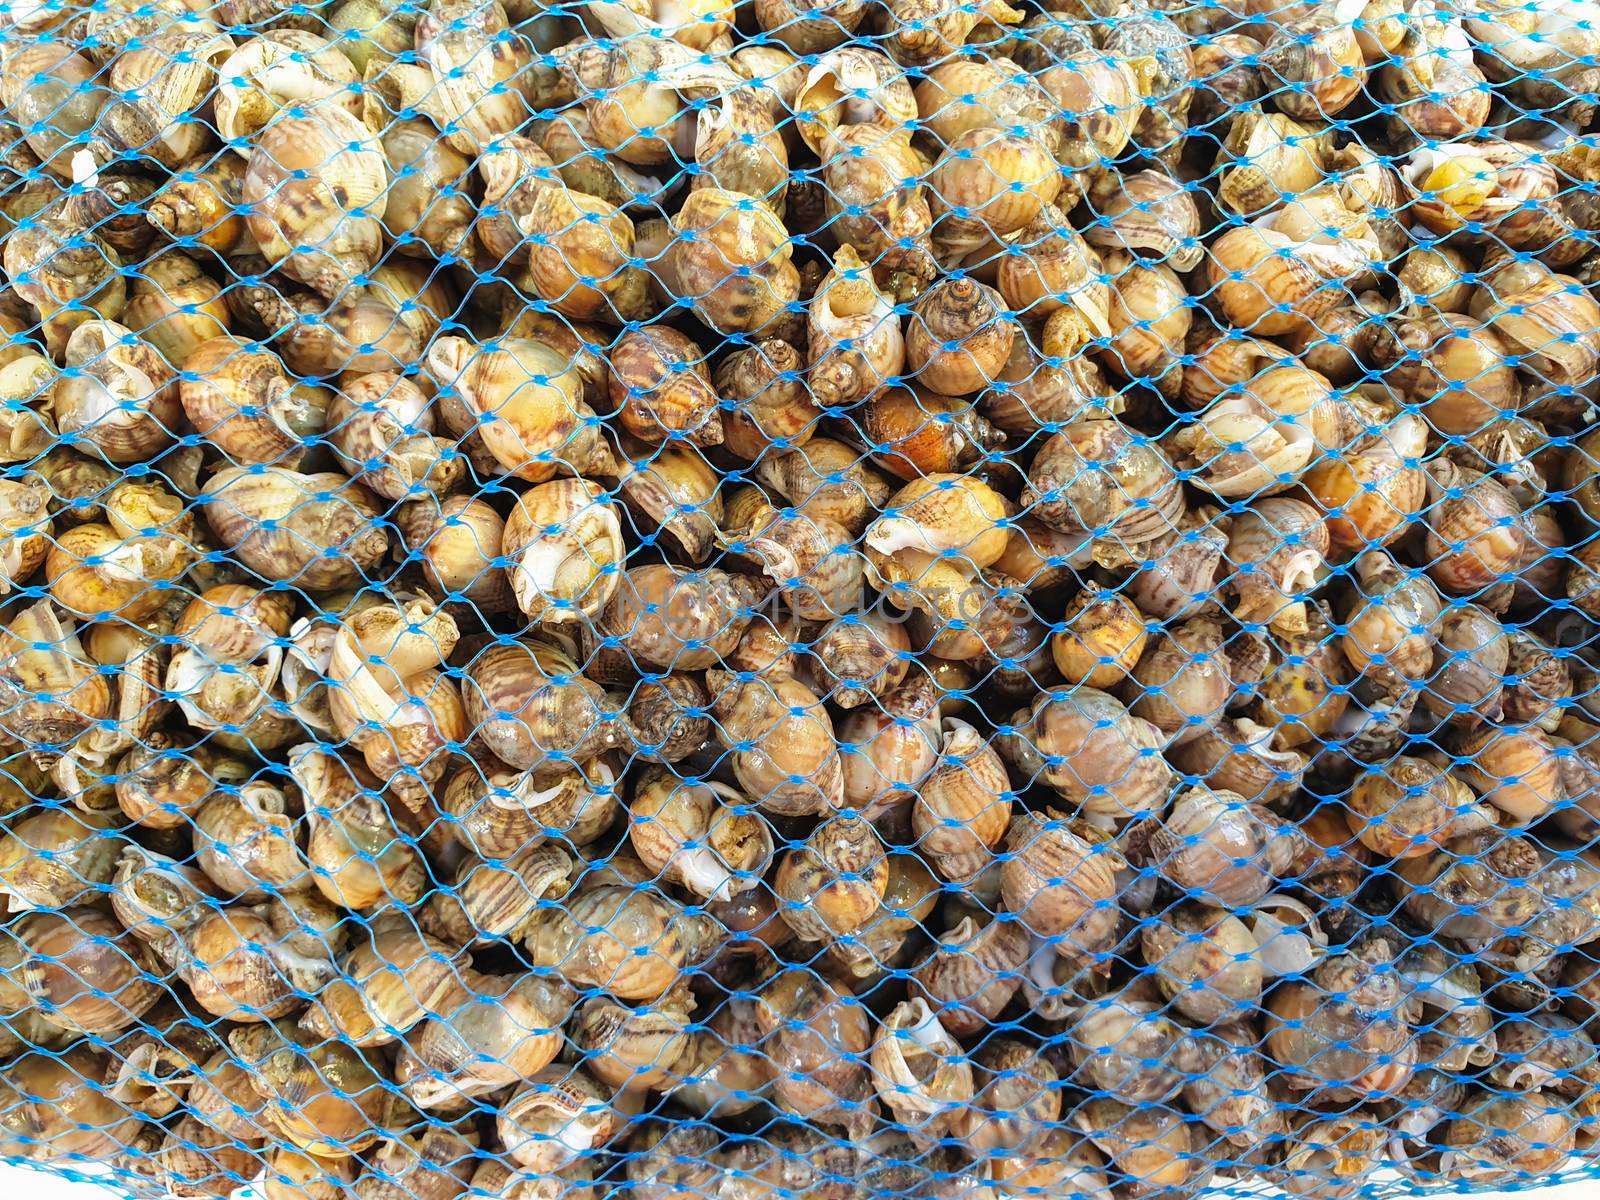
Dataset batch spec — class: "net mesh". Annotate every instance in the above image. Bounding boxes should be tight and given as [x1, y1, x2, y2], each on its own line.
[0, 0, 1597, 1197]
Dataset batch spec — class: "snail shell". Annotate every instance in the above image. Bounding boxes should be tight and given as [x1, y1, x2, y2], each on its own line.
[1143, 905, 1264, 1025]
[610, 325, 724, 447]
[1003, 689, 1173, 823]
[427, 336, 614, 482]
[775, 816, 888, 940]
[905, 277, 1016, 396]
[244, 107, 387, 298]
[401, 971, 572, 1108]
[962, 1038, 1061, 1157]
[837, 674, 942, 818]
[1000, 810, 1121, 964]
[1150, 787, 1301, 908]
[501, 479, 625, 625]
[707, 669, 844, 816]
[629, 767, 773, 901]
[909, 914, 1030, 1036]
[55, 320, 181, 463]
[869, 998, 974, 1146]
[912, 717, 1012, 883]
[1023, 418, 1185, 545]
[670, 188, 800, 334]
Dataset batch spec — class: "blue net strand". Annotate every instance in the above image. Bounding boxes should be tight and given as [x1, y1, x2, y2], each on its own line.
[5, 0, 1600, 1198]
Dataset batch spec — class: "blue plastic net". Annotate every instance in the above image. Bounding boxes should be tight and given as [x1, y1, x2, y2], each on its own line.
[2, 0, 1600, 1197]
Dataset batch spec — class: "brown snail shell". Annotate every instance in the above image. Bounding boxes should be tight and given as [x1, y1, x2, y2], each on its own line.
[1264, 939, 1418, 1100]
[326, 372, 461, 501]
[291, 746, 426, 912]
[595, 564, 764, 673]
[837, 674, 942, 818]
[1142, 906, 1264, 1025]
[1000, 810, 1121, 965]
[299, 922, 470, 1047]
[1149, 787, 1301, 908]
[1439, 1090, 1575, 1184]
[1346, 755, 1496, 859]
[462, 640, 630, 777]
[427, 336, 614, 481]
[574, 990, 694, 1094]
[774, 814, 888, 940]
[707, 668, 845, 815]
[523, 883, 702, 1002]
[1455, 723, 1564, 825]
[202, 467, 389, 592]
[1024, 418, 1185, 545]
[629, 767, 773, 901]
[1424, 604, 1510, 727]
[905, 277, 1016, 396]
[193, 782, 310, 900]
[962, 1038, 1062, 1158]
[909, 914, 1030, 1036]
[912, 717, 1012, 883]
[1002, 689, 1173, 823]
[628, 674, 712, 764]
[501, 479, 626, 626]
[808, 610, 911, 708]
[868, 998, 974, 1147]
[753, 968, 876, 1137]
[670, 188, 800, 335]
[610, 325, 724, 447]
[809, 244, 906, 407]
[614, 438, 724, 565]
[55, 319, 182, 463]
[401, 971, 573, 1108]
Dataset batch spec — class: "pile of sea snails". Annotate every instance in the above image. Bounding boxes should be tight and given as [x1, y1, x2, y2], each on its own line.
[8, 0, 1600, 1195]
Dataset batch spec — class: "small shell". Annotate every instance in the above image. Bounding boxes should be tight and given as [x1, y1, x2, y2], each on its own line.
[1000, 810, 1121, 964]
[837, 675, 943, 817]
[1003, 689, 1173, 823]
[193, 782, 310, 900]
[629, 768, 773, 901]
[244, 107, 387, 297]
[809, 611, 911, 708]
[1066, 993, 1202, 1103]
[912, 718, 1012, 883]
[1424, 604, 1510, 727]
[869, 998, 974, 1146]
[1224, 497, 1330, 635]
[326, 372, 461, 501]
[809, 244, 906, 407]
[426, 336, 613, 482]
[1082, 170, 1203, 271]
[55, 320, 182, 463]
[905, 277, 1016, 396]
[1346, 755, 1496, 859]
[502, 479, 625, 625]
[1455, 724, 1564, 825]
[202, 468, 388, 592]
[865, 473, 1011, 569]
[775, 815, 888, 940]
[1142, 905, 1264, 1025]
[707, 669, 844, 816]
[402, 971, 572, 1108]
[1149, 787, 1300, 908]
[1024, 419, 1185, 544]
[614, 439, 724, 565]
[962, 1038, 1062, 1157]
[610, 326, 724, 447]
[909, 915, 1030, 1036]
